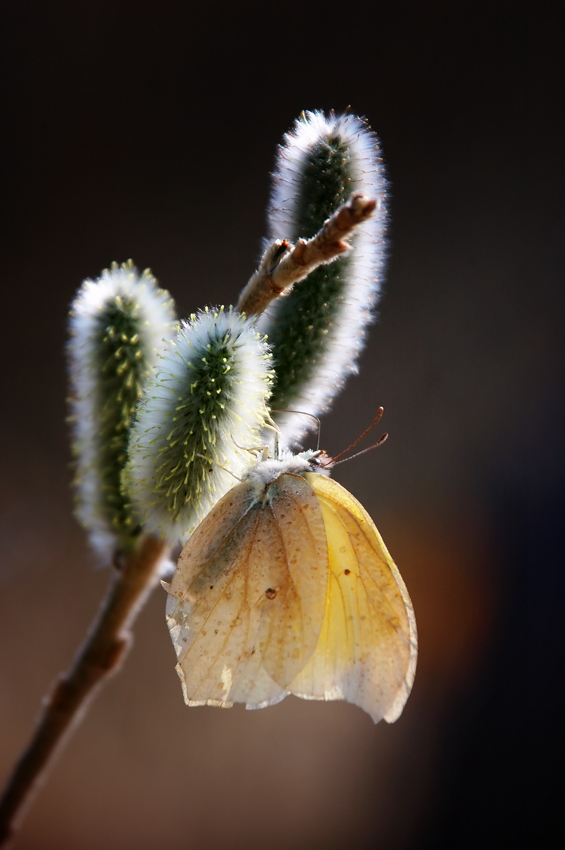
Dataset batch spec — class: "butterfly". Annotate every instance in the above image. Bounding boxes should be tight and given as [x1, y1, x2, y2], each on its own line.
[164, 448, 417, 724]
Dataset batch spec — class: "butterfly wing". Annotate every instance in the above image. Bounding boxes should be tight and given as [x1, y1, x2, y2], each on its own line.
[289, 473, 417, 724]
[166, 473, 328, 710]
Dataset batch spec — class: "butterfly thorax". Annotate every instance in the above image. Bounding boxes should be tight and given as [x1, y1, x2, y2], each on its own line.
[243, 449, 332, 492]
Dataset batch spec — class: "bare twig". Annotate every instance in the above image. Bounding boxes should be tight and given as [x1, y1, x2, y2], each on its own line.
[237, 192, 377, 316]
[0, 534, 168, 849]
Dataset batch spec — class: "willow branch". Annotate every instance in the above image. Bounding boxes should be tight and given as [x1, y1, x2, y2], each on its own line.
[238, 192, 377, 316]
[0, 534, 168, 849]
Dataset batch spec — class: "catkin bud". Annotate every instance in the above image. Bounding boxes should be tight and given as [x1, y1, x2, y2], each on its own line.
[258, 111, 388, 445]
[126, 308, 272, 545]
[68, 260, 177, 559]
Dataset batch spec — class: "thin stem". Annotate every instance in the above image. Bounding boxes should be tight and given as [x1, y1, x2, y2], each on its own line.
[0, 534, 168, 849]
[238, 193, 377, 316]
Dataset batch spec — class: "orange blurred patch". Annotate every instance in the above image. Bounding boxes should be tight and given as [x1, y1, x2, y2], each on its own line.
[377, 505, 496, 695]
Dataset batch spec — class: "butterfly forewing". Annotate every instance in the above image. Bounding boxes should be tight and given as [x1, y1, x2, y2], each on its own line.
[290, 474, 417, 723]
[166, 473, 328, 710]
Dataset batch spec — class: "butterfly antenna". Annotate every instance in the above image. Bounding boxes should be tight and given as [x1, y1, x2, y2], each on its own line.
[332, 432, 388, 467]
[270, 410, 322, 450]
[330, 407, 385, 464]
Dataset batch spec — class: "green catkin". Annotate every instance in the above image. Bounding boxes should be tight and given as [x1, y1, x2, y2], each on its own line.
[268, 137, 354, 410]
[69, 261, 177, 557]
[91, 297, 150, 542]
[127, 308, 272, 544]
[152, 335, 239, 524]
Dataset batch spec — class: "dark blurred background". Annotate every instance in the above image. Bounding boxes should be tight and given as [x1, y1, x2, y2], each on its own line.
[1, 2, 563, 848]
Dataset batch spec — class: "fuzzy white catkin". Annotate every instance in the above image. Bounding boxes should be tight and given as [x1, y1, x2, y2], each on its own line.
[68, 261, 177, 560]
[126, 308, 272, 546]
[258, 111, 388, 447]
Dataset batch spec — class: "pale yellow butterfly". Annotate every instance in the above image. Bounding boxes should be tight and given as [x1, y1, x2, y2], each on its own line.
[165, 449, 417, 723]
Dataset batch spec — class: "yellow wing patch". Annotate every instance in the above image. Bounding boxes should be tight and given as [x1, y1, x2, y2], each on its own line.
[289, 473, 417, 723]
[166, 473, 329, 710]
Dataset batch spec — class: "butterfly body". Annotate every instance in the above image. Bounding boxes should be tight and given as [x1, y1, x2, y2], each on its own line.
[166, 451, 417, 723]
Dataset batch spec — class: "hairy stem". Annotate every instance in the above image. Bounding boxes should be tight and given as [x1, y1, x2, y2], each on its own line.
[0, 534, 168, 849]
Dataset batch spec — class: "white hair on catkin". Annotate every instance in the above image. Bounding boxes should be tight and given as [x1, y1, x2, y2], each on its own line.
[126, 308, 272, 546]
[68, 260, 177, 560]
[258, 111, 388, 447]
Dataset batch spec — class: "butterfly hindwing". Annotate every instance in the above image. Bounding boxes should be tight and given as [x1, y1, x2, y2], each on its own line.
[289, 473, 417, 723]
